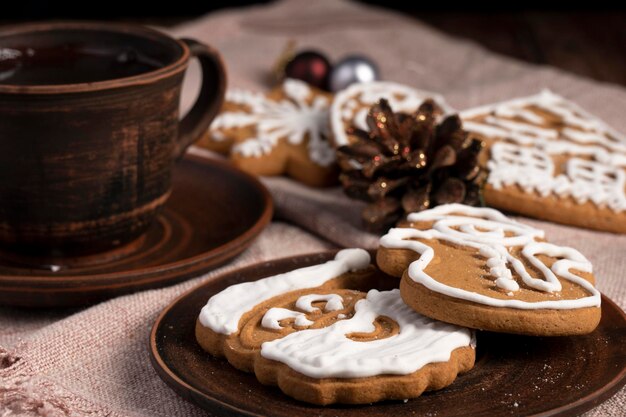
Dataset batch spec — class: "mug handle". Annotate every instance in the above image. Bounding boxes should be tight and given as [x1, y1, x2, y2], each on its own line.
[175, 38, 227, 159]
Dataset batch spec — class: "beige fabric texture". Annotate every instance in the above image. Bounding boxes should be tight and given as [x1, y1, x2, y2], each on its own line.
[1, 1, 625, 415]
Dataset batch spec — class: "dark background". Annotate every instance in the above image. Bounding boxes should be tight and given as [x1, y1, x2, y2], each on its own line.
[2, 1, 625, 86]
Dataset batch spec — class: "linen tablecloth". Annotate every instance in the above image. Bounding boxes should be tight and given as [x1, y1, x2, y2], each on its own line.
[1, 1, 625, 415]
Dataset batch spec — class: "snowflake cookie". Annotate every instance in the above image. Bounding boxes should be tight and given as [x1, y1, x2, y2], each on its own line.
[196, 249, 475, 405]
[461, 90, 626, 233]
[197, 79, 338, 187]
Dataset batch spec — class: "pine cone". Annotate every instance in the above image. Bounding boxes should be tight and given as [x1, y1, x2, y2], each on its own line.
[336, 98, 486, 233]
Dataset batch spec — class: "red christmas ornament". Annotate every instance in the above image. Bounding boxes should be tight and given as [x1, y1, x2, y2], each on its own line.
[284, 50, 332, 91]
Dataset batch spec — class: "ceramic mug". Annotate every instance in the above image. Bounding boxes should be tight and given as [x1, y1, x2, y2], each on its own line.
[0, 22, 226, 257]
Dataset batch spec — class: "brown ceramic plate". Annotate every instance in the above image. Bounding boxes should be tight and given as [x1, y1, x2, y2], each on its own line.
[150, 250, 626, 417]
[0, 153, 272, 307]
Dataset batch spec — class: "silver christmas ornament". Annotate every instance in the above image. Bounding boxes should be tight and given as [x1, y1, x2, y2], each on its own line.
[329, 55, 380, 92]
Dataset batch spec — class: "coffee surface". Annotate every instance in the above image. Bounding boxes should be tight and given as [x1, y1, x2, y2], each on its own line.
[0, 44, 164, 85]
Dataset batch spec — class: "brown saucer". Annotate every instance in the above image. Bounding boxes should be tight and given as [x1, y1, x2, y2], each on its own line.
[0, 153, 272, 307]
[150, 251, 626, 417]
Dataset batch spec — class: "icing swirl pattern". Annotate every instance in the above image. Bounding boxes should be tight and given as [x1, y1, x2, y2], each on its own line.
[198, 249, 371, 334]
[198, 248, 474, 380]
[461, 90, 626, 212]
[260, 289, 473, 379]
[379, 204, 601, 309]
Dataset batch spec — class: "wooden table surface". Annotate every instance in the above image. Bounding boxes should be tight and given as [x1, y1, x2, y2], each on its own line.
[416, 12, 626, 87]
[1, 6, 624, 87]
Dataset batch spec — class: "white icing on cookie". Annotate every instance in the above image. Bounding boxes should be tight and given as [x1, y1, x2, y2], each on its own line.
[379, 204, 601, 309]
[260, 289, 474, 378]
[232, 137, 273, 157]
[261, 308, 314, 330]
[198, 249, 371, 334]
[331, 81, 454, 147]
[295, 294, 344, 312]
[210, 79, 335, 167]
[480, 246, 518, 291]
[261, 293, 345, 330]
[461, 90, 626, 212]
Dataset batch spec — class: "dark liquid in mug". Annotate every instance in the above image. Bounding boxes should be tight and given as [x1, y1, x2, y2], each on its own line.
[0, 43, 165, 85]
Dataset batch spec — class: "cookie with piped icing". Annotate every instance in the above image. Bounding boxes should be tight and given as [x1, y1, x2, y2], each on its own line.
[196, 78, 337, 187]
[377, 204, 602, 336]
[330, 81, 453, 149]
[461, 90, 626, 233]
[196, 248, 475, 405]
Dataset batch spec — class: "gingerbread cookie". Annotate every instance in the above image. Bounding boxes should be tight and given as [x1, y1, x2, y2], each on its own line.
[330, 81, 453, 148]
[196, 249, 475, 405]
[461, 90, 626, 233]
[197, 79, 337, 187]
[377, 204, 602, 336]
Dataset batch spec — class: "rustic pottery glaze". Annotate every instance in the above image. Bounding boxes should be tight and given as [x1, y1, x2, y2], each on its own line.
[0, 22, 226, 257]
[0, 153, 273, 307]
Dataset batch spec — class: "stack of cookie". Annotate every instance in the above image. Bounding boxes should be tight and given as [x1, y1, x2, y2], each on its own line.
[195, 204, 601, 405]
[193, 79, 624, 404]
